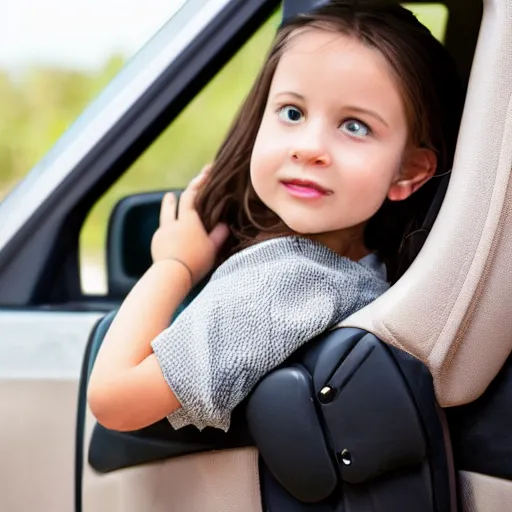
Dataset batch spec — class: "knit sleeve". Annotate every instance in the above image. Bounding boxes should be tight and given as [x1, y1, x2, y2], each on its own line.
[151, 240, 388, 432]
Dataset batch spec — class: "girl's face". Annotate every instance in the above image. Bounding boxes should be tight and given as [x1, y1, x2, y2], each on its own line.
[250, 28, 435, 255]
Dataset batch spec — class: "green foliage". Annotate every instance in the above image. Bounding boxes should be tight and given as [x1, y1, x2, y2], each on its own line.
[0, 55, 125, 199]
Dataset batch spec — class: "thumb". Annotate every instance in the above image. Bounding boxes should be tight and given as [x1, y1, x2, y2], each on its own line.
[208, 223, 230, 251]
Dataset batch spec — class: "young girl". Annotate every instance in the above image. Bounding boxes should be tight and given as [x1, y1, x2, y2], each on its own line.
[87, 0, 464, 433]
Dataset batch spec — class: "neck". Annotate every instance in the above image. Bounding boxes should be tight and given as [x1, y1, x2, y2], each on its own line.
[253, 224, 370, 261]
[305, 229, 370, 261]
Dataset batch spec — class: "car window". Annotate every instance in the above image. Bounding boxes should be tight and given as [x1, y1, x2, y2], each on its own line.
[403, 3, 449, 42]
[0, 0, 189, 203]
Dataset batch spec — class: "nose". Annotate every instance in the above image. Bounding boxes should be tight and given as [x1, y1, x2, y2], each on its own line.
[289, 122, 331, 167]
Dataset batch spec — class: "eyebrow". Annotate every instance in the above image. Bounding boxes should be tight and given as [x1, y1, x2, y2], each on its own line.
[274, 91, 306, 101]
[345, 106, 389, 128]
[273, 92, 389, 128]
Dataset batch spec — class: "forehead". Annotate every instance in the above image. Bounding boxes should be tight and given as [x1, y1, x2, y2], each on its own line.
[271, 28, 405, 116]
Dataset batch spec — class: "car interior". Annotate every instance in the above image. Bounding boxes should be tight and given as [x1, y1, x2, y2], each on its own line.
[1, 0, 510, 511]
[75, 0, 512, 511]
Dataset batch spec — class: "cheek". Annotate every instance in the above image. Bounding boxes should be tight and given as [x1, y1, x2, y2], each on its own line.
[249, 130, 267, 194]
[336, 146, 402, 211]
[250, 117, 281, 191]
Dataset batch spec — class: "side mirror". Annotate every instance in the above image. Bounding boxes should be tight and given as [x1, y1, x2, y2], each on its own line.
[106, 190, 182, 298]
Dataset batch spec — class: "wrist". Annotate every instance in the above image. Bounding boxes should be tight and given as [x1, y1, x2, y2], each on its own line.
[152, 258, 194, 290]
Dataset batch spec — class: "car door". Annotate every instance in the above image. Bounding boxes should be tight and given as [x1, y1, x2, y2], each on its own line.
[0, 1, 277, 510]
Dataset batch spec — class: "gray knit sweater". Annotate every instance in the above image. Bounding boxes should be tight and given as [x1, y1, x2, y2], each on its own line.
[151, 235, 389, 432]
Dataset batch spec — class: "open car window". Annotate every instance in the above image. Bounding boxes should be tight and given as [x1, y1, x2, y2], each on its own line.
[0, 0, 223, 239]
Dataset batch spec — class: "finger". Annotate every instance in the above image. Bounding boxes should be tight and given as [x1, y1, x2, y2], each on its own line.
[208, 223, 230, 251]
[200, 163, 213, 176]
[189, 164, 213, 192]
[179, 164, 213, 213]
[159, 192, 177, 225]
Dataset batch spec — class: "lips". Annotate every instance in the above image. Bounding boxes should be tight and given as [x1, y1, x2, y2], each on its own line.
[280, 179, 332, 196]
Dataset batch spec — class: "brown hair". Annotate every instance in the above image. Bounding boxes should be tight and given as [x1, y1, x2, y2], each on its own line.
[196, 0, 464, 282]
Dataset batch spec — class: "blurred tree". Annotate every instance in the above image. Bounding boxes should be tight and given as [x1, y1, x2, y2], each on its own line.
[0, 54, 125, 198]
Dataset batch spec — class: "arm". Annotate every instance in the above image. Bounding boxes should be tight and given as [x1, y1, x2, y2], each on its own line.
[87, 165, 228, 432]
[87, 259, 191, 431]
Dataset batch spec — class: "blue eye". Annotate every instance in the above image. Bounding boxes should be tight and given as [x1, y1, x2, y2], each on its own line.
[278, 105, 304, 124]
[340, 119, 370, 138]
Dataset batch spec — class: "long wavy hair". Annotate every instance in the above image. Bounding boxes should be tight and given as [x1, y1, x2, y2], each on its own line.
[195, 0, 464, 283]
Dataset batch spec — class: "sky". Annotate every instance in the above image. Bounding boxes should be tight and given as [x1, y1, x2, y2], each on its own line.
[0, 0, 187, 72]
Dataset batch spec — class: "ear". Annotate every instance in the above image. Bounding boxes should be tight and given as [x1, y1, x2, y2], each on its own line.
[387, 148, 437, 202]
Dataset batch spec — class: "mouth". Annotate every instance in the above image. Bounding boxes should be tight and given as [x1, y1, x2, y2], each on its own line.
[280, 179, 332, 198]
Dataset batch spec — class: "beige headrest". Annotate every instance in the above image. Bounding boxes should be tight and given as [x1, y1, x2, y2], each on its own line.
[340, 0, 512, 407]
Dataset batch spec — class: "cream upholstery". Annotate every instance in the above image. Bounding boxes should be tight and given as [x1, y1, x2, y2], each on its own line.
[82, 407, 262, 512]
[340, 0, 512, 408]
[460, 472, 512, 512]
[0, 379, 78, 512]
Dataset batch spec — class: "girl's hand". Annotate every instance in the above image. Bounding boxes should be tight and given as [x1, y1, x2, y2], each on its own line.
[151, 164, 229, 286]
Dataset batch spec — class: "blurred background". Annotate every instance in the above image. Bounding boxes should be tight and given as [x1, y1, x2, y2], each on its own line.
[0, 1, 447, 293]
